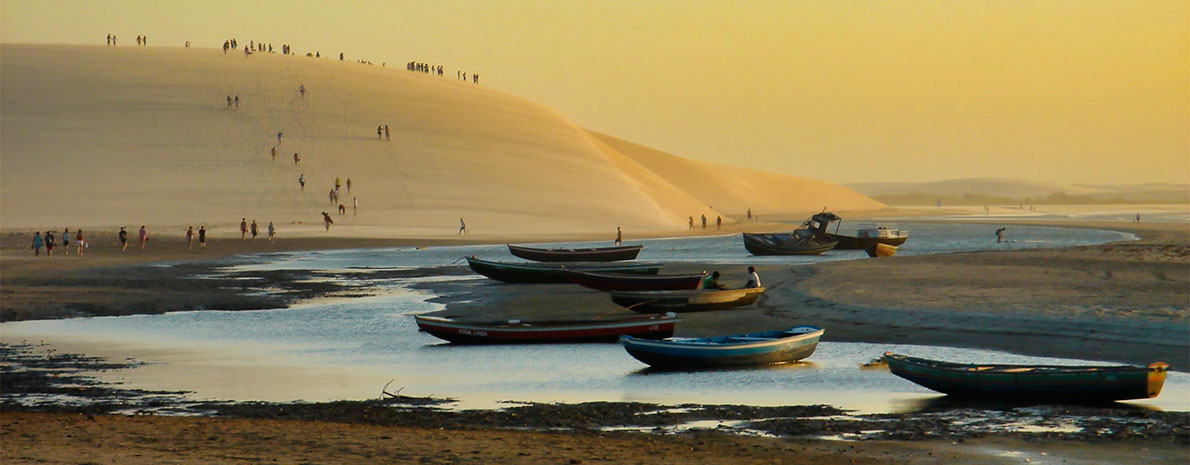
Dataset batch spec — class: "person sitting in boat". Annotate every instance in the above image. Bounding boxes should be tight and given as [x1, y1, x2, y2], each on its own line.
[700, 271, 725, 290]
[744, 266, 761, 288]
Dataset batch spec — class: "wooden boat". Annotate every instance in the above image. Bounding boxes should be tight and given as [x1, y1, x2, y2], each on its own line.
[742, 212, 839, 256]
[884, 352, 1170, 401]
[465, 256, 662, 284]
[826, 225, 909, 250]
[564, 270, 706, 291]
[865, 242, 897, 258]
[507, 244, 643, 262]
[610, 287, 765, 313]
[415, 313, 679, 344]
[620, 326, 824, 369]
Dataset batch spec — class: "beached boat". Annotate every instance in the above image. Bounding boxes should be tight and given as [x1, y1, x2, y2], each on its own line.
[742, 212, 839, 255]
[826, 225, 909, 250]
[620, 325, 824, 369]
[609, 287, 765, 313]
[865, 242, 897, 258]
[465, 256, 662, 284]
[507, 244, 643, 262]
[415, 313, 679, 344]
[884, 352, 1170, 401]
[564, 270, 706, 291]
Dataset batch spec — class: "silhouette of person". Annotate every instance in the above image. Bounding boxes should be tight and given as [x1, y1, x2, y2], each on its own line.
[458, 218, 468, 235]
[614, 226, 622, 246]
[701, 214, 707, 229]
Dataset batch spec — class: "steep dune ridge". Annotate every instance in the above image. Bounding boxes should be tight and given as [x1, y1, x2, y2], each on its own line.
[1, 44, 881, 237]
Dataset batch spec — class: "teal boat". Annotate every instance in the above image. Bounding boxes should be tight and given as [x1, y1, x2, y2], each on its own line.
[884, 352, 1170, 402]
[620, 326, 824, 369]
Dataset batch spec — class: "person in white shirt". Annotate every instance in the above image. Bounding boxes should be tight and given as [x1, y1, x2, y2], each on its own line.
[745, 266, 761, 288]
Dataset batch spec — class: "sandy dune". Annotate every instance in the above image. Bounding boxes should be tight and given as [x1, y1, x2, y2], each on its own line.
[1, 44, 883, 238]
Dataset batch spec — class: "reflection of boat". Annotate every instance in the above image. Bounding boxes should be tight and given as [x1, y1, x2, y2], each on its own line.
[826, 225, 909, 250]
[884, 352, 1170, 401]
[742, 212, 839, 256]
[507, 244, 643, 262]
[465, 257, 662, 284]
[620, 326, 824, 369]
[609, 288, 765, 313]
[865, 243, 897, 258]
[564, 270, 705, 291]
[414, 313, 678, 344]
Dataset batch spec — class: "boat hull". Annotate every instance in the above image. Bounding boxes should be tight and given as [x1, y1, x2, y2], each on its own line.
[826, 234, 908, 250]
[742, 233, 837, 256]
[885, 353, 1170, 401]
[621, 326, 824, 369]
[466, 257, 662, 284]
[865, 243, 897, 258]
[508, 244, 643, 262]
[415, 314, 678, 344]
[564, 270, 705, 291]
[610, 288, 765, 313]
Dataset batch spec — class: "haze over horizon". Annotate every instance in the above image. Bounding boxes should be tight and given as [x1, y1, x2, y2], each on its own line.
[3, 0, 1186, 186]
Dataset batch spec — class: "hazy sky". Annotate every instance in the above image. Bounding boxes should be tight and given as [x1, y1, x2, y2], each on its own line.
[3, 1, 1186, 184]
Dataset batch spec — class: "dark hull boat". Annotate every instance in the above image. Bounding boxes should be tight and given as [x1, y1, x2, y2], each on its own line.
[564, 270, 705, 291]
[610, 287, 765, 313]
[742, 233, 837, 255]
[884, 352, 1170, 402]
[507, 244, 643, 262]
[415, 313, 679, 344]
[620, 326, 824, 369]
[465, 256, 662, 284]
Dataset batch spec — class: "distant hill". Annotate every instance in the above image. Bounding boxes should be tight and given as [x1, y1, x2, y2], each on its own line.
[847, 179, 1189, 206]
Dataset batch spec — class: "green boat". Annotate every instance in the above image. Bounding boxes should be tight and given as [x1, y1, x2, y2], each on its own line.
[465, 256, 663, 284]
[885, 352, 1170, 402]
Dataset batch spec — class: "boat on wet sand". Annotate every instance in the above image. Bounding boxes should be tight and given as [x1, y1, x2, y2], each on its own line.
[884, 352, 1170, 401]
[610, 287, 765, 313]
[415, 313, 679, 344]
[507, 244, 643, 262]
[827, 225, 909, 250]
[620, 326, 824, 369]
[742, 212, 839, 256]
[564, 270, 706, 291]
[465, 256, 663, 284]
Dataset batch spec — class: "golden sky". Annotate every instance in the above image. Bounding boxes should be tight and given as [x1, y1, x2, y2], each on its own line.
[2, 0, 1186, 184]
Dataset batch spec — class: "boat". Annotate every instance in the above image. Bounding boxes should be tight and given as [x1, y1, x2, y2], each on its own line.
[620, 325, 824, 369]
[465, 256, 662, 284]
[415, 313, 679, 344]
[884, 352, 1170, 401]
[826, 224, 909, 250]
[865, 242, 897, 257]
[507, 244, 643, 262]
[742, 212, 839, 255]
[564, 270, 706, 291]
[609, 287, 765, 313]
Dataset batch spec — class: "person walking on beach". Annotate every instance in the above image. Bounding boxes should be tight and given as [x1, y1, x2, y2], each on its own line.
[107, 34, 112, 46]
[250, 220, 258, 240]
[716, 216, 722, 230]
[227, 96, 233, 109]
[240, 218, 248, 240]
[338, 203, 346, 215]
[75, 229, 85, 255]
[322, 212, 334, 231]
[299, 85, 305, 97]
[62, 228, 70, 255]
[744, 266, 761, 288]
[377, 125, 383, 140]
[995, 227, 1006, 243]
[271, 146, 277, 161]
[293, 153, 300, 165]
[1136, 212, 1141, 223]
[346, 178, 352, 194]
[458, 218, 468, 235]
[45, 231, 55, 257]
[118, 227, 129, 252]
[747, 208, 752, 220]
[138, 225, 148, 249]
[688, 216, 695, 230]
[186, 226, 194, 250]
[384, 124, 390, 141]
[614, 226, 623, 246]
[700, 271, 725, 290]
[328, 189, 336, 204]
[353, 197, 358, 215]
[701, 214, 707, 230]
[335, 177, 341, 190]
[198, 225, 207, 249]
[277, 131, 283, 144]
[299, 174, 306, 191]
[267, 221, 275, 241]
[234, 96, 239, 109]
[32, 232, 43, 256]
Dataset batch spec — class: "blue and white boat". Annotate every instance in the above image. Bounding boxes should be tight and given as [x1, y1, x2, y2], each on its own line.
[619, 326, 824, 369]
